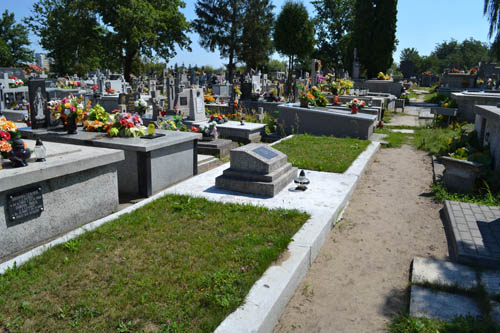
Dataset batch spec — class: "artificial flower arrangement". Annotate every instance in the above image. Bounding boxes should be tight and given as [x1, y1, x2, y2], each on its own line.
[0, 117, 20, 158]
[12, 100, 29, 111]
[107, 111, 147, 137]
[377, 72, 391, 80]
[210, 113, 228, 124]
[8, 76, 23, 88]
[469, 68, 478, 75]
[265, 88, 282, 102]
[48, 95, 88, 124]
[346, 98, 366, 114]
[204, 95, 216, 104]
[91, 84, 98, 91]
[310, 86, 328, 107]
[335, 79, 353, 95]
[451, 68, 461, 73]
[299, 90, 316, 106]
[106, 87, 116, 94]
[83, 104, 110, 132]
[192, 121, 217, 138]
[156, 115, 188, 132]
[69, 81, 81, 88]
[134, 98, 148, 113]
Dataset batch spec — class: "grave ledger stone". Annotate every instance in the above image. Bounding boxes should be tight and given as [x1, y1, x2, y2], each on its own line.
[215, 143, 297, 197]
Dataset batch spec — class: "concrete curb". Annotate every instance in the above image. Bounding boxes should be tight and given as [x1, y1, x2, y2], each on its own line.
[215, 142, 380, 332]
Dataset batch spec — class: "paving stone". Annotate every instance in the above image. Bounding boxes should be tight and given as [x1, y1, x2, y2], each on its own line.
[481, 271, 500, 297]
[409, 285, 481, 321]
[412, 257, 478, 290]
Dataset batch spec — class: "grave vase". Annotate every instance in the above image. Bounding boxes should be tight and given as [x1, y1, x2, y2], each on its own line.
[300, 99, 309, 108]
[351, 105, 358, 114]
[66, 115, 78, 135]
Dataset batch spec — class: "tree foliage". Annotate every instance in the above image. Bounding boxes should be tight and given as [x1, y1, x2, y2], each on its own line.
[312, 0, 354, 73]
[401, 39, 492, 75]
[274, 1, 314, 98]
[27, 0, 190, 80]
[193, 0, 244, 82]
[0, 10, 33, 67]
[352, 0, 398, 78]
[26, 0, 108, 76]
[239, 0, 274, 71]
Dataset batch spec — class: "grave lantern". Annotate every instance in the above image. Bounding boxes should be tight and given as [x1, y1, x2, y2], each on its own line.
[294, 170, 310, 191]
[34, 139, 46, 162]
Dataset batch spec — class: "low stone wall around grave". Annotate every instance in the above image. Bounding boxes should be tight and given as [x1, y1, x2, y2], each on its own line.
[277, 103, 376, 140]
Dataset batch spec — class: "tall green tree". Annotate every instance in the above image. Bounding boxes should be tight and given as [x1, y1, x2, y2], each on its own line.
[239, 0, 275, 71]
[312, 0, 354, 74]
[0, 10, 33, 67]
[93, 0, 191, 82]
[193, 0, 244, 82]
[26, 0, 113, 75]
[274, 1, 315, 98]
[352, 0, 398, 78]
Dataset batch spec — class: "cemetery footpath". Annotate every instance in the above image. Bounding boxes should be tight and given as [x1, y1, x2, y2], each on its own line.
[274, 144, 449, 332]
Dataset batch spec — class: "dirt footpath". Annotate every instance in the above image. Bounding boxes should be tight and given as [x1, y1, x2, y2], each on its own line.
[274, 145, 449, 333]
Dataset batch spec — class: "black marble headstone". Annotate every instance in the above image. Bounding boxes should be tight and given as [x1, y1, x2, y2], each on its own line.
[28, 79, 49, 129]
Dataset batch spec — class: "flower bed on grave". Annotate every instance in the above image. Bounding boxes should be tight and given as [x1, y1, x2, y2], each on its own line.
[0, 194, 309, 332]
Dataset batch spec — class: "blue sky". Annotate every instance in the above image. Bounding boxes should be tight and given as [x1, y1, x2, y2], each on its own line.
[1, 0, 494, 68]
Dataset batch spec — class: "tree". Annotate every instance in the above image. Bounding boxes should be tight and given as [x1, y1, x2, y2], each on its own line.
[26, 0, 114, 75]
[0, 10, 33, 67]
[352, 0, 398, 78]
[312, 0, 354, 74]
[485, 0, 500, 57]
[239, 0, 275, 71]
[193, 0, 245, 83]
[274, 1, 315, 98]
[93, 0, 191, 82]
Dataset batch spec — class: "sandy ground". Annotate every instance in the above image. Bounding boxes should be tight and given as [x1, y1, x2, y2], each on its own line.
[274, 145, 449, 333]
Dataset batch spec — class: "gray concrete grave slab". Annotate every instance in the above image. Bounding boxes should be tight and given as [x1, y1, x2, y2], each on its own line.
[409, 285, 480, 321]
[411, 257, 478, 290]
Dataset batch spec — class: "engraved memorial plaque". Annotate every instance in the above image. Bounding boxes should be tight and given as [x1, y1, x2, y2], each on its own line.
[253, 146, 278, 159]
[7, 186, 44, 222]
[180, 96, 188, 106]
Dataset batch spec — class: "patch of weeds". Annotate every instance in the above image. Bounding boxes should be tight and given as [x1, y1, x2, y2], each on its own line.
[63, 239, 81, 252]
[389, 313, 500, 333]
[432, 181, 500, 206]
[375, 128, 411, 148]
[412, 126, 461, 156]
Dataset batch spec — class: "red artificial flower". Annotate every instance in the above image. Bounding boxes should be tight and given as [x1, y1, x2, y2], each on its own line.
[126, 122, 134, 128]
[120, 119, 128, 127]
[0, 131, 11, 141]
[112, 109, 120, 113]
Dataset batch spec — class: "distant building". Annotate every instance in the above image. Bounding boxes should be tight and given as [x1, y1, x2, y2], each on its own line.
[35, 53, 51, 72]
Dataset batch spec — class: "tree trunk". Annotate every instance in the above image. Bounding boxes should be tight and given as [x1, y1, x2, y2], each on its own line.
[123, 48, 136, 83]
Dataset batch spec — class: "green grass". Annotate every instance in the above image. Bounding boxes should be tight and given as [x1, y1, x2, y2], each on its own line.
[389, 314, 500, 333]
[0, 195, 309, 332]
[412, 126, 461, 156]
[375, 128, 412, 148]
[272, 134, 370, 173]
